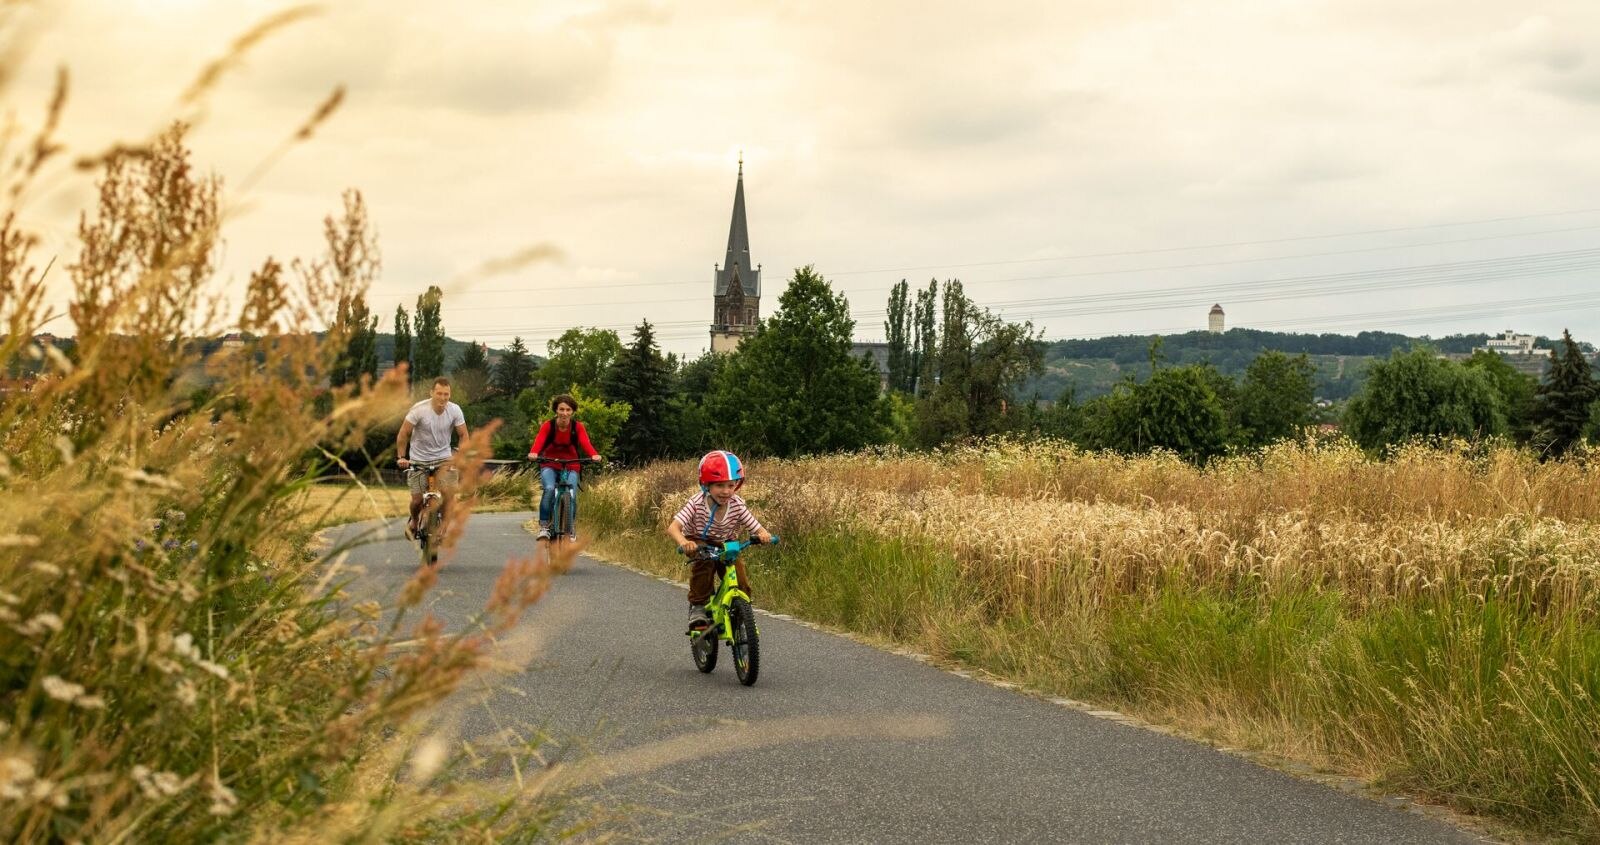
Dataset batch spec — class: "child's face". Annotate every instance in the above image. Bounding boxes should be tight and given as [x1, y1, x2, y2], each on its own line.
[706, 480, 738, 502]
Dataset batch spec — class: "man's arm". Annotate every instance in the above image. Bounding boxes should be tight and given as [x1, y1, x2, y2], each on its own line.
[396, 419, 415, 468]
[454, 423, 468, 454]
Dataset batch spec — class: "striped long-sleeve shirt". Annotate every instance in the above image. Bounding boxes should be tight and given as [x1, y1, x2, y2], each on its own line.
[672, 491, 766, 543]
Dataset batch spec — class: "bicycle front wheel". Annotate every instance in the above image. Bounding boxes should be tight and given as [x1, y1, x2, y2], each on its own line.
[421, 503, 443, 566]
[730, 597, 759, 686]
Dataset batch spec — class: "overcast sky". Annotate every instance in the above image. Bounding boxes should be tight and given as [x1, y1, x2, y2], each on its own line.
[13, 0, 1600, 356]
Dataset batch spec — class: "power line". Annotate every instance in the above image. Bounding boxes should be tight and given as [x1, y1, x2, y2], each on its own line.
[371, 217, 1600, 302]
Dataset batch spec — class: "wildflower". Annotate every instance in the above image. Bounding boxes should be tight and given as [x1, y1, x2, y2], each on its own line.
[177, 582, 200, 602]
[174, 679, 198, 706]
[172, 632, 198, 659]
[74, 694, 105, 710]
[20, 613, 63, 637]
[207, 777, 237, 816]
[41, 675, 86, 703]
[195, 659, 230, 681]
[30, 777, 67, 808]
[0, 756, 35, 800]
[132, 765, 185, 799]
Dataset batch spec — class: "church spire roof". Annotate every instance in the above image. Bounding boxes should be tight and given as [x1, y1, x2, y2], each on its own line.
[724, 154, 751, 273]
[715, 156, 760, 297]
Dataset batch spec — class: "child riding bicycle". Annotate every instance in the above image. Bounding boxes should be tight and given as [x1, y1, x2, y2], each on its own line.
[527, 393, 602, 541]
[665, 450, 775, 632]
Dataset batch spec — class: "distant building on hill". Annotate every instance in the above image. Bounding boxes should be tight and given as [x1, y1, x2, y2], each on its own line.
[1208, 304, 1225, 334]
[850, 341, 892, 392]
[1479, 329, 1550, 358]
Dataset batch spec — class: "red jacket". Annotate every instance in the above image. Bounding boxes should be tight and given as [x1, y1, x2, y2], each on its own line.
[528, 420, 598, 471]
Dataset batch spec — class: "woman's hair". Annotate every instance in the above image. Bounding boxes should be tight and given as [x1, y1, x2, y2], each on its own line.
[550, 393, 578, 413]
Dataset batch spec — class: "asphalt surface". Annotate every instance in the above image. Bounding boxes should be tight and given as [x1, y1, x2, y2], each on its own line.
[336, 511, 1486, 845]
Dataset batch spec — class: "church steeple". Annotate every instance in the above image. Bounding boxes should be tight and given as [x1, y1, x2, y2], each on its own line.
[719, 154, 756, 296]
[711, 156, 762, 353]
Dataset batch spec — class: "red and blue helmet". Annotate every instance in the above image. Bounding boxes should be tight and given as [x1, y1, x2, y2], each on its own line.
[698, 450, 744, 489]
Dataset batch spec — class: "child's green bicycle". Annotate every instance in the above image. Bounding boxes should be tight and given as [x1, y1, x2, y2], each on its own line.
[683, 536, 774, 687]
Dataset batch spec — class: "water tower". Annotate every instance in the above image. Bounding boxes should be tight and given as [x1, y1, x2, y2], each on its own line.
[1208, 304, 1225, 334]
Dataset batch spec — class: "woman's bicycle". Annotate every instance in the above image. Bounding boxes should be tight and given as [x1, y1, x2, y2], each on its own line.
[683, 536, 774, 687]
[530, 455, 601, 547]
[410, 461, 449, 567]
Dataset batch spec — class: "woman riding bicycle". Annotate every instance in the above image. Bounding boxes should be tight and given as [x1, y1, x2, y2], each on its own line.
[527, 393, 602, 541]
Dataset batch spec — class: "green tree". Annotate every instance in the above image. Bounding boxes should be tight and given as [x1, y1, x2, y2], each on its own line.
[412, 285, 446, 381]
[707, 266, 888, 457]
[392, 304, 412, 385]
[456, 340, 488, 372]
[451, 340, 490, 404]
[665, 351, 728, 458]
[1238, 350, 1316, 447]
[884, 279, 913, 393]
[602, 320, 674, 465]
[914, 279, 1043, 447]
[534, 327, 623, 398]
[1133, 366, 1231, 459]
[329, 293, 377, 389]
[1344, 347, 1505, 450]
[491, 336, 537, 397]
[1464, 349, 1538, 443]
[1532, 330, 1596, 456]
[912, 279, 938, 397]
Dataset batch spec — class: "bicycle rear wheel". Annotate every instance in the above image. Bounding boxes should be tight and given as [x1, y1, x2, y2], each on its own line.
[730, 597, 759, 686]
[691, 622, 718, 673]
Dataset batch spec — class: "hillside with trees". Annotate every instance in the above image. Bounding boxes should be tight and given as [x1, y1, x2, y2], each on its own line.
[1025, 328, 1560, 402]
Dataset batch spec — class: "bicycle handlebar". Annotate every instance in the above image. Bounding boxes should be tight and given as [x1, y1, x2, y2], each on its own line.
[679, 534, 780, 562]
[527, 455, 603, 464]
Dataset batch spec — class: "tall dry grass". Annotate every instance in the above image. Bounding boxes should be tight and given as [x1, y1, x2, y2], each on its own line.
[586, 439, 1600, 839]
[0, 66, 578, 843]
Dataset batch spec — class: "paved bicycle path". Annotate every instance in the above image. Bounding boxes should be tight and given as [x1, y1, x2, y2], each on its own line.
[336, 512, 1486, 844]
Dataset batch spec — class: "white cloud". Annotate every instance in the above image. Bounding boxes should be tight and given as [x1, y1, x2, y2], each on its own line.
[10, 0, 1600, 353]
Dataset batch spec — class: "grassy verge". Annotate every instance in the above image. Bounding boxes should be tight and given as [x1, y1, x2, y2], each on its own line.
[0, 120, 574, 840]
[583, 443, 1600, 841]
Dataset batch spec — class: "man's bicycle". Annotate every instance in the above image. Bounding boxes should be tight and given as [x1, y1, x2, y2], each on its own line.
[410, 461, 449, 567]
[530, 455, 601, 546]
[683, 536, 774, 687]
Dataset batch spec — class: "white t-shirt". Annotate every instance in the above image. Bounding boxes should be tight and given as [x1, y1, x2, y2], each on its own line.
[405, 400, 465, 463]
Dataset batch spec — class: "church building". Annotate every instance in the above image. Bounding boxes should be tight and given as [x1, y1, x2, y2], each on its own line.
[710, 158, 761, 353]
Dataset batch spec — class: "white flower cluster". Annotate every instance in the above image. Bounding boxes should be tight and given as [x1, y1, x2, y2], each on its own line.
[40, 675, 105, 710]
[132, 765, 186, 800]
[171, 632, 230, 680]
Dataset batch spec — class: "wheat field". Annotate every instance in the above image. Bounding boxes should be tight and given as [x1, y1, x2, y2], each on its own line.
[586, 438, 1600, 840]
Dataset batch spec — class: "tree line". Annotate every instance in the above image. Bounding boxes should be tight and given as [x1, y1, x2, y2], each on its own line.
[350, 262, 1600, 468]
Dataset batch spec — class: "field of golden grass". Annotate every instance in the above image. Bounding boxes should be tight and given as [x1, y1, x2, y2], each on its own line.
[586, 438, 1600, 840]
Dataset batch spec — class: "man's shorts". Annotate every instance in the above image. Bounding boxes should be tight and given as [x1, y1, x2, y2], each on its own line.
[406, 464, 459, 496]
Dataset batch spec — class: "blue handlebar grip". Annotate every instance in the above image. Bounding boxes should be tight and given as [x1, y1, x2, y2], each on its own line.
[769, 534, 780, 547]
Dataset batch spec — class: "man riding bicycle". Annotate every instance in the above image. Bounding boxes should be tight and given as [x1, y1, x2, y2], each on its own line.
[527, 393, 602, 541]
[396, 376, 469, 540]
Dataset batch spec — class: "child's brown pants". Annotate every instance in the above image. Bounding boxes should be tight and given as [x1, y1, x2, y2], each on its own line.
[688, 560, 752, 605]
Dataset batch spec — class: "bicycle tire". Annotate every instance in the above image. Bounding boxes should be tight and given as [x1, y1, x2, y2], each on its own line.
[556, 490, 572, 541]
[730, 597, 759, 686]
[692, 621, 718, 673]
[428, 502, 444, 565]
